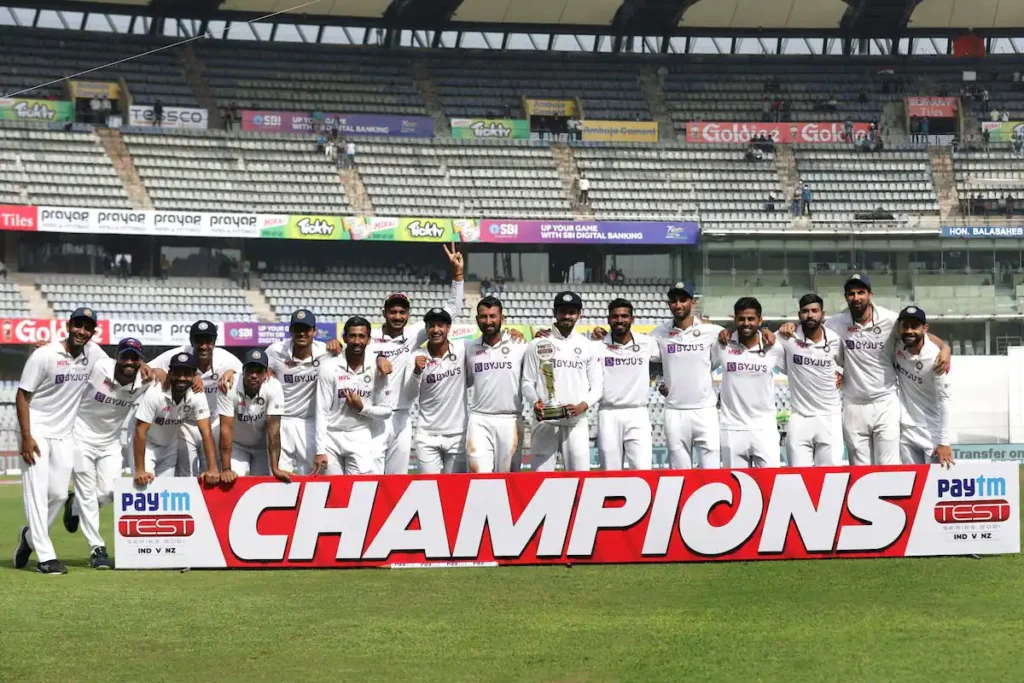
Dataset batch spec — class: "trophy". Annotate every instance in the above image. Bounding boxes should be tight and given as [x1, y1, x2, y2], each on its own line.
[536, 341, 569, 420]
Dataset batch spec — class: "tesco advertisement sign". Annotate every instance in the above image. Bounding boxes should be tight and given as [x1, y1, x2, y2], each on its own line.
[686, 121, 873, 144]
[128, 105, 209, 130]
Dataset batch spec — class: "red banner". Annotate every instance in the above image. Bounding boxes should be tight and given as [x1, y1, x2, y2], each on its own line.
[113, 464, 1020, 569]
[906, 97, 958, 118]
[685, 122, 872, 144]
[0, 204, 37, 231]
[0, 318, 110, 345]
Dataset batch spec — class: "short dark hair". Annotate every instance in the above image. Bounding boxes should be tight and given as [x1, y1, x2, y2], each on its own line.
[477, 296, 503, 314]
[607, 298, 634, 315]
[734, 297, 762, 317]
[343, 316, 371, 336]
[798, 293, 824, 310]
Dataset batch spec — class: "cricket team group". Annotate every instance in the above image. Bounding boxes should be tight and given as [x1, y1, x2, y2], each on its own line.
[12, 245, 954, 573]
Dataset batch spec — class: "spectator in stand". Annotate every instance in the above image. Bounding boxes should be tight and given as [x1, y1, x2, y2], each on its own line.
[781, 99, 792, 122]
[241, 259, 251, 289]
[100, 95, 112, 123]
[792, 186, 802, 217]
[222, 106, 234, 131]
[336, 145, 344, 169]
[1002, 110, 1011, 122]
[160, 254, 170, 280]
[578, 174, 590, 203]
[608, 269, 617, 284]
[315, 133, 326, 155]
[982, 89, 991, 111]
[616, 268, 625, 283]
[324, 138, 335, 160]
[153, 99, 164, 127]
[1006, 194, 1016, 217]
[920, 117, 930, 141]
[761, 100, 771, 122]
[765, 191, 776, 212]
[89, 95, 101, 124]
[102, 253, 113, 276]
[801, 183, 813, 217]
[117, 255, 129, 280]
[494, 277, 505, 295]
[983, 128, 991, 150]
[346, 140, 356, 169]
[1014, 70, 1021, 83]
[0, 259, 7, 279]
[231, 102, 241, 127]
[991, 108, 1001, 122]
[745, 144, 765, 162]
[480, 278, 492, 296]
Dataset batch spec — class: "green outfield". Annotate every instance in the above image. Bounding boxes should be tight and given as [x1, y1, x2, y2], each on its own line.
[1, 476, 1023, 683]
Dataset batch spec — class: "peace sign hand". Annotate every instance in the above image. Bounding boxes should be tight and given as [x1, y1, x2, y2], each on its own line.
[443, 242, 464, 276]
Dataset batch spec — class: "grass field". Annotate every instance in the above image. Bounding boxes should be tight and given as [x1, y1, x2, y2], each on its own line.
[2, 475, 1023, 683]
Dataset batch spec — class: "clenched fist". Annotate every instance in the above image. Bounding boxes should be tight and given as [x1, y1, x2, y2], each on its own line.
[413, 355, 427, 375]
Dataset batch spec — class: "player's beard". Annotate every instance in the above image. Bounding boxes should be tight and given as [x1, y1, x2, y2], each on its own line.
[800, 318, 821, 337]
[610, 321, 631, 340]
[901, 331, 923, 349]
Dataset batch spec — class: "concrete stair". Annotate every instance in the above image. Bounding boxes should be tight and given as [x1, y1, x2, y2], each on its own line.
[928, 145, 959, 218]
[13, 272, 53, 318]
[340, 167, 374, 214]
[551, 142, 594, 219]
[243, 284, 276, 322]
[640, 66, 676, 141]
[412, 60, 449, 138]
[95, 128, 153, 210]
[181, 44, 223, 129]
[773, 144, 801, 205]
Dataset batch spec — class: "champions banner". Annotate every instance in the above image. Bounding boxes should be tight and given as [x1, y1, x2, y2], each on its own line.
[113, 463, 1019, 569]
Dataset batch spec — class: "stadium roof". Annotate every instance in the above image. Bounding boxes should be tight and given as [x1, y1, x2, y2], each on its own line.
[4, 0, 1024, 38]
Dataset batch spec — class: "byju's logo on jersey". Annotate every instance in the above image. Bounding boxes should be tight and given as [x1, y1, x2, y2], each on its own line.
[118, 490, 194, 538]
[55, 372, 90, 385]
[666, 342, 701, 354]
[284, 374, 316, 385]
[792, 355, 832, 368]
[726, 362, 768, 373]
[845, 339, 884, 350]
[604, 357, 644, 367]
[474, 361, 512, 373]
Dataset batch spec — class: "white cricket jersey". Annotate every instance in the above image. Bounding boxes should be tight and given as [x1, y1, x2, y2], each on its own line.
[370, 279, 464, 411]
[73, 357, 150, 446]
[714, 332, 785, 431]
[218, 377, 285, 449]
[266, 339, 328, 418]
[521, 327, 603, 426]
[894, 339, 952, 447]
[465, 332, 527, 415]
[592, 332, 660, 408]
[315, 355, 392, 453]
[779, 327, 842, 417]
[651, 321, 724, 410]
[134, 384, 210, 447]
[18, 341, 107, 440]
[406, 340, 468, 435]
[824, 305, 897, 405]
[150, 345, 243, 428]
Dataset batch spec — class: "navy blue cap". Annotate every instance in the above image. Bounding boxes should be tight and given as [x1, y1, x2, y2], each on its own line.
[168, 352, 197, 370]
[189, 320, 217, 338]
[554, 291, 583, 309]
[898, 305, 927, 324]
[423, 308, 452, 325]
[667, 281, 695, 298]
[290, 309, 316, 328]
[844, 274, 872, 292]
[117, 337, 144, 358]
[243, 348, 269, 368]
[70, 307, 97, 323]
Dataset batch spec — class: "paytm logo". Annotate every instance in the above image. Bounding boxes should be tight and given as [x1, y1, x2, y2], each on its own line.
[120, 490, 191, 512]
[937, 476, 1006, 499]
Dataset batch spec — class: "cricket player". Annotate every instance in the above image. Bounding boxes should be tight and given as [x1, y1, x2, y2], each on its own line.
[315, 317, 393, 475]
[779, 274, 950, 465]
[592, 299, 660, 470]
[132, 352, 218, 485]
[13, 307, 107, 575]
[149, 320, 242, 475]
[406, 308, 468, 474]
[521, 291, 602, 472]
[893, 306, 954, 466]
[464, 296, 527, 473]
[218, 349, 285, 479]
[716, 297, 785, 468]
[266, 309, 330, 476]
[650, 282, 725, 469]
[372, 243, 465, 475]
[63, 337, 150, 569]
[778, 295, 844, 467]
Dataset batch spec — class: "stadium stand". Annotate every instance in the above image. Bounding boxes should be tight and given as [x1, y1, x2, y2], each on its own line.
[36, 275, 257, 321]
[0, 125, 132, 208]
[953, 148, 1024, 215]
[355, 138, 572, 218]
[121, 129, 352, 213]
[0, 280, 31, 318]
[497, 281, 674, 325]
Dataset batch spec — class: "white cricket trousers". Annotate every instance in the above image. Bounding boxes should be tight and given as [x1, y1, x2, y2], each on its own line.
[598, 406, 653, 470]
[323, 426, 380, 475]
[899, 424, 937, 465]
[466, 413, 521, 473]
[279, 416, 315, 475]
[721, 428, 781, 468]
[530, 419, 591, 472]
[129, 439, 179, 479]
[785, 413, 844, 467]
[21, 436, 73, 563]
[416, 431, 466, 474]
[178, 423, 219, 476]
[230, 443, 271, 476]
[384, 409, 413, 475]
[663, 406, 721, 469]
[71, 442, 121, 552]
[842, 393, 900, 465]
